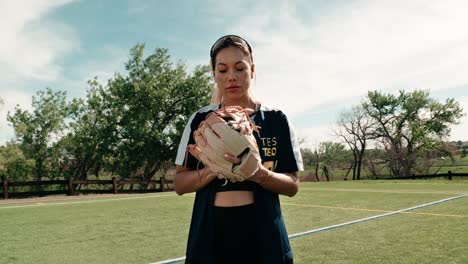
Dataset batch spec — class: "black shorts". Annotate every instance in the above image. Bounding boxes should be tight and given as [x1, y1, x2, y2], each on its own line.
[214, 203, 258, 264]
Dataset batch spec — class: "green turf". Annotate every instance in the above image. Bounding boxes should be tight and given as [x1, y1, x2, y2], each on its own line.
[291, 212, 467, 264]
[1, 181, 467, 264]
[0, 194, 195, 264]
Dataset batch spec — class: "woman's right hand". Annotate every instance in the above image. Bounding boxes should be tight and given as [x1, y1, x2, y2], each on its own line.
[174, 165, 218, 195]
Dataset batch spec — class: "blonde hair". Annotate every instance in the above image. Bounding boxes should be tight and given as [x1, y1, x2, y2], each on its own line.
[210, 83, 223, 104]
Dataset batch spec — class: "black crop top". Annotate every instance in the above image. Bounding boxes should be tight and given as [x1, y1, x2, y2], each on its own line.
[214, 178, 256, 192]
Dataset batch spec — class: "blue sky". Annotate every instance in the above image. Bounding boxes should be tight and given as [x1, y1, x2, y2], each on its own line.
[1, 0, 468, 147]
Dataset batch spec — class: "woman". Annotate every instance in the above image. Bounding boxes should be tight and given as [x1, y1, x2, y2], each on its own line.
[174, 35, 303, 264]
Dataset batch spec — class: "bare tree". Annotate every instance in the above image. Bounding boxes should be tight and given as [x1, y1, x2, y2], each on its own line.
[313, 149, 320, 181]
[335, 105, 375, 180]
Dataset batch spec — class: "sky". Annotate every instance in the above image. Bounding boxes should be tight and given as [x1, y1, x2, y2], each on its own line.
[1, 0, 468, 148]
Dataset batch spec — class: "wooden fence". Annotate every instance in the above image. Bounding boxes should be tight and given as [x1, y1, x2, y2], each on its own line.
[1, 176, 173, 199]
[376, 171, 468, 180]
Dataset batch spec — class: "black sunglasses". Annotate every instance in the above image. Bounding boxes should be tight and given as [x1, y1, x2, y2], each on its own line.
[210, 35, 253, 58]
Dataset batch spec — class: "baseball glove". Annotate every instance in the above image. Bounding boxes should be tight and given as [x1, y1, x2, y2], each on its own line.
[187, 106, 261, 182]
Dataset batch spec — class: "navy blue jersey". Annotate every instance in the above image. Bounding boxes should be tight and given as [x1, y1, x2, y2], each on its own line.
[175, 104, 303, 264]
[175, 104, 303, 172]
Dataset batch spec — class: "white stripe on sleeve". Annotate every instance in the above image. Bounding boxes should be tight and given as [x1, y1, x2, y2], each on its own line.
[175, 112, 196, 165]
[174, 105, 219, 166]
[285, 115, 304, 171]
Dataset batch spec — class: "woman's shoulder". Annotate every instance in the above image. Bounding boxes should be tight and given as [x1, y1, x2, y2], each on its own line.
[194, 104, 220, 114]
[257, 102, 278, 112]
[189, 104, 220, 118]
[187, 104, 220, 126]
[258, 103, 289, 118]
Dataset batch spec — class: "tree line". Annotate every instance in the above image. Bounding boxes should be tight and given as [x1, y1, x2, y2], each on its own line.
[300, 90, 465, 180]
[0, 45, 465, 183]
[1, 44, 212, 182]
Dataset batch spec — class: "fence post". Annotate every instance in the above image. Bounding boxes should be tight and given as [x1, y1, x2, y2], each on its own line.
[112, 177, 118, 194]
[68, 177, 74, 196]
[160, 176, 165, 192]
[2, 176, 8, 199]
[448, 171, 452, 180]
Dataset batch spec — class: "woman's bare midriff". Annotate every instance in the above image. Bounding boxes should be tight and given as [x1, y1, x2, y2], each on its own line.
[214, 191, 254, 207]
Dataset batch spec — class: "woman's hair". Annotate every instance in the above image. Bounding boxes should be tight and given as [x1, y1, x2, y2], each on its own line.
[209, 35, 255, 104]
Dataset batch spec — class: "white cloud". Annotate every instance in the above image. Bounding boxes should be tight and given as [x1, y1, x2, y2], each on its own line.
[220, 0, 468, 118]
[65, 45, 129, 98]
[209, 0, 468, 145]
[0, 0, 77, 82]
[295, 125, 338, 149]
[0, 0, 76, 144]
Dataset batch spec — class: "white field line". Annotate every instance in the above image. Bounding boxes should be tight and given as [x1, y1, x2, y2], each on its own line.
[288, 193, 468, 239]
[281, 202, 468, 218]
[298, 187, 468, 195]
[151, 193, 468, 264]
[0, 193, 193, 209]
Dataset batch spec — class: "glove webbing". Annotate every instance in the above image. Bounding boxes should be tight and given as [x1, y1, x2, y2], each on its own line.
[185, 106, 260, 180]
[217, 105, 261, 135]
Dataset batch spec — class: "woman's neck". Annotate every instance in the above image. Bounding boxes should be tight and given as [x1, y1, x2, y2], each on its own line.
[221, 98, 256, 109]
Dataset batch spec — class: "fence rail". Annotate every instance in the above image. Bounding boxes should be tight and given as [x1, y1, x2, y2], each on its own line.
[376, 171, 468, 180]
[1, 176, 173, 199]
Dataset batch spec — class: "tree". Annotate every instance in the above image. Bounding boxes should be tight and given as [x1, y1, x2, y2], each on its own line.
[317, 141, 351, 181]
[300, 147, 321, 181]
[109, 45, 212, 181]
[364, 148, 387, 179]
[362, 89, 464, 177]
[319, 141, 350, 169]
[63, 44, 213, 181]
[0, 143, 35, 181]
[7, 88, 70, 180]
[461, 145, 468, 158]
[313, 150, 320, 181]
[300, 147, 315, 169]
[6, 44, 212, 184]
[59, 79, 118, 180]
[335, 105, 375, 180]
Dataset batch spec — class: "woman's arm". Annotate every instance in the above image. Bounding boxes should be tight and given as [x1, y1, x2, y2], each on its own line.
[177, 150, 300, 197]
[249, 166, 299, 197]
[223, 154, 299, 197]
[174, 165, 217, 195]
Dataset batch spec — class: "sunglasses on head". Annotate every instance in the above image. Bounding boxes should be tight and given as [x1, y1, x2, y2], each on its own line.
[210, 35, 252, 58]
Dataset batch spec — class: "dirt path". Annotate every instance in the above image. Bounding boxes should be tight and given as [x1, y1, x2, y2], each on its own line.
[0, 193, 135, 205]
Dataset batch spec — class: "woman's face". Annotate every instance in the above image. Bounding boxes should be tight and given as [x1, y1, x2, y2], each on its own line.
[213, 46, 254, 102]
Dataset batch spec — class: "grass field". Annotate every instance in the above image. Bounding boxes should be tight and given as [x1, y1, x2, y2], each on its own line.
[1, 180, 467, 264]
